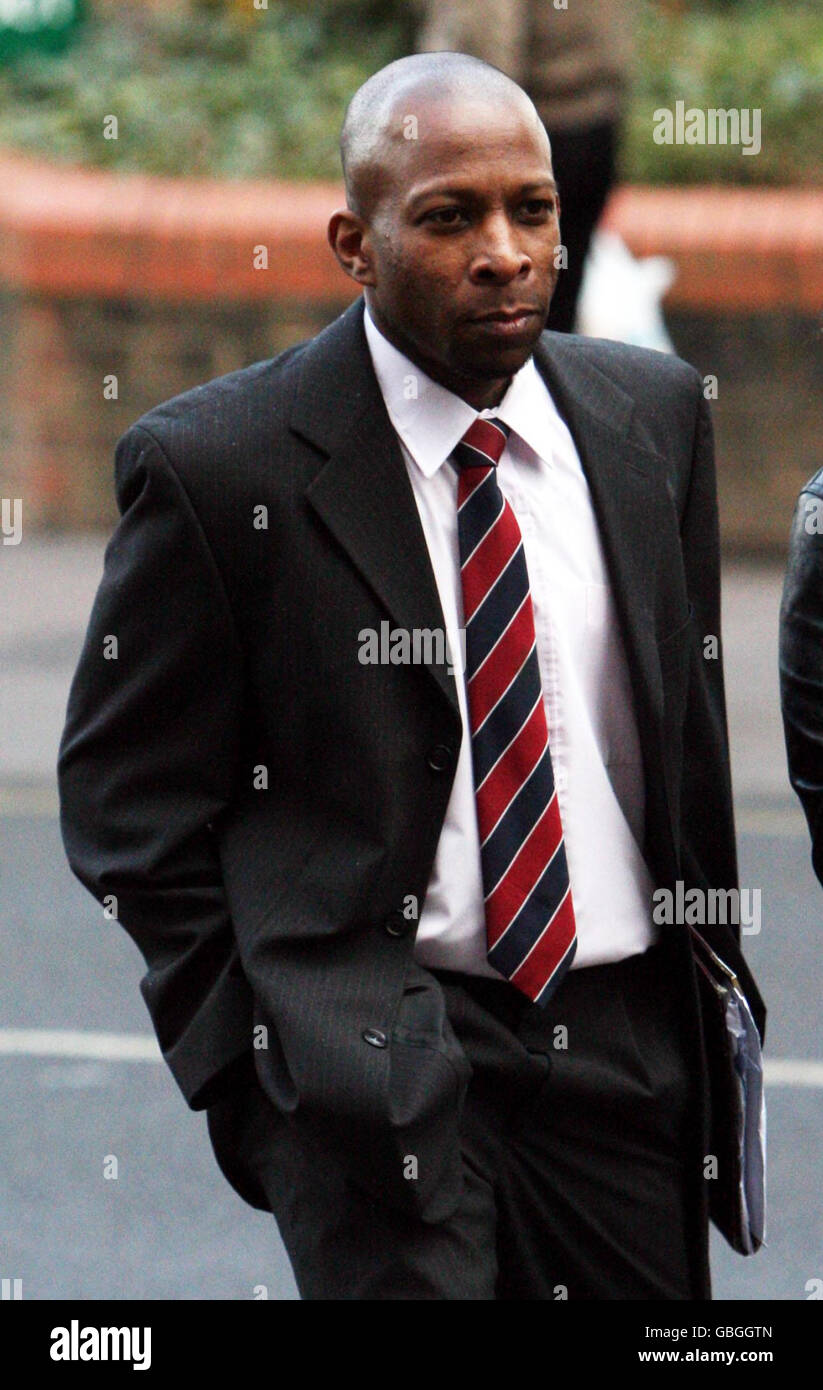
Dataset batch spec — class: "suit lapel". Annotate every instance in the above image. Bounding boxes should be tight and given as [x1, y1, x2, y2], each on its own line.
[532, 334, 678, 874]
[292, 298, 460, 716]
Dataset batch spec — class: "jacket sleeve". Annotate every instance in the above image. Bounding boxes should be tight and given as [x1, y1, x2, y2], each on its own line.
[677, 389, 738, 900]
[676, 386, 766, 1041]
[779, 471, 823, 886]
[57, 423, 255, 1109]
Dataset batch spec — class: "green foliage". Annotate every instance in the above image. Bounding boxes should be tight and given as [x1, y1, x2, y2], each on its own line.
[0, 1, 818, 185]
[0, 2, 415, 178]
[625, 0, 823, 185]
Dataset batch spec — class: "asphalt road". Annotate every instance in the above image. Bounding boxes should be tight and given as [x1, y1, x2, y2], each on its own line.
[1, 541, 821, 1300]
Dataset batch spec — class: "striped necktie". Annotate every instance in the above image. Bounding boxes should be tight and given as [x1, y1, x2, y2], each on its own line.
[452, 416, 577, 1005]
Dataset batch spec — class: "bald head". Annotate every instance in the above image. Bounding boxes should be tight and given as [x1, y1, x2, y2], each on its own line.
[340, 52, 548, 222]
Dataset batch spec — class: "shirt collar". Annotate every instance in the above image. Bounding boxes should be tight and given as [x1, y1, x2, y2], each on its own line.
[363, 301, 558, 478]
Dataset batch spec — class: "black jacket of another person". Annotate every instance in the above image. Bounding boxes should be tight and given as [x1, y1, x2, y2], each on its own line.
[780, 467, 823, 884]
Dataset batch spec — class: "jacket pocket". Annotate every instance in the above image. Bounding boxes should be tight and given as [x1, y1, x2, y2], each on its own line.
[385, 960, 473, 1222]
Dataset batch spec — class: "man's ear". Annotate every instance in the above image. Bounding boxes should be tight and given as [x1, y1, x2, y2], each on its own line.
[327, 209, 377, 286]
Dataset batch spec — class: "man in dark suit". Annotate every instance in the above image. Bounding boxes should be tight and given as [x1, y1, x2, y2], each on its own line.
[58, 52, 764, 1300]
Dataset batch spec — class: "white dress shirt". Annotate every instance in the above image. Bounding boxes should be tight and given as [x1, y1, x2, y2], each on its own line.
[363, 303, 657, 974]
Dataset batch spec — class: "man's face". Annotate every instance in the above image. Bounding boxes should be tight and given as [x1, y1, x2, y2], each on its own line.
[334, 92, 561, 408]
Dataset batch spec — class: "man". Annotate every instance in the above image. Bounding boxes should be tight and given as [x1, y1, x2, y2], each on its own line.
[780, 469, 823, 885]
[58, 52, 765, 1300]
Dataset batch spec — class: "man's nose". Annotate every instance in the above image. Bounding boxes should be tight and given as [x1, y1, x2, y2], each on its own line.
[470, 214, 531, 282]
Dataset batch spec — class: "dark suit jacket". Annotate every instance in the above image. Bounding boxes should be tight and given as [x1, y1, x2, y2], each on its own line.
[58, 296, 765, 1228]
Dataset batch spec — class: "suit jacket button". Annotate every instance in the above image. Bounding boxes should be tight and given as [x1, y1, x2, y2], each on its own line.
[362, 1027, 388, 1048]
[427, 743, 454, 772]
[384, 910, 412, 937]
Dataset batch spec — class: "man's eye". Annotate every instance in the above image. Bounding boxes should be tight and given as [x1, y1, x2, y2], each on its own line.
[521, 199, 555, 217]
[425, 207, 465, 226]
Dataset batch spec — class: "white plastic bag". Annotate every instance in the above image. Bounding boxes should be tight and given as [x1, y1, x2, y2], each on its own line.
[575, 228, 676, 353]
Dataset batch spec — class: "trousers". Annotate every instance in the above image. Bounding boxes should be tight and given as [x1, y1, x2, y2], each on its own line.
[243, 931, 708, 1300]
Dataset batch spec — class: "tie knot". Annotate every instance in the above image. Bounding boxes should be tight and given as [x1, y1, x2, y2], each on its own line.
[453, 416, 510, 470]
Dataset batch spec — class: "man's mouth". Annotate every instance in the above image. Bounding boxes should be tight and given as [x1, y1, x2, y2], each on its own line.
[467, 308, 542, 338]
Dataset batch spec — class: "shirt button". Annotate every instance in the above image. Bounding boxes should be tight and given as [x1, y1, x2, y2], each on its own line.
[383, 910, 412, 938]
[427, 744, 454, 772]
[362, 1027, 388, 1049]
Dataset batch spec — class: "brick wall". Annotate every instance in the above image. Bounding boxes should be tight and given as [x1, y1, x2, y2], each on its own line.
[0, 154, 820, 548]
[3, 288, 816, 549]
[667, 310, 821, 553]
[0, 291, 339, 529]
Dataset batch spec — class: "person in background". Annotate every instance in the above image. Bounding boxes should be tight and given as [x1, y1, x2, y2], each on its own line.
[780, 469, 823, 886]
[418, 0, 633, 332]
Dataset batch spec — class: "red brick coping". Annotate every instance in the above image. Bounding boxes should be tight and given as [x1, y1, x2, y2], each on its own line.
[601, 185, 822, 312]
[1, 150, 820, 311]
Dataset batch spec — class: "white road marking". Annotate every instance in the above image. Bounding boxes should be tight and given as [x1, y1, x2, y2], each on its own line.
[0, 1029, 821, 1088]
[763, 1059, 823, 1088]
[0, 1028, 161, 1061]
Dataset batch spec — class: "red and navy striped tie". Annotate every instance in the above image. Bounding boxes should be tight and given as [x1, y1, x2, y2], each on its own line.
[453, 416, 577, 1004]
